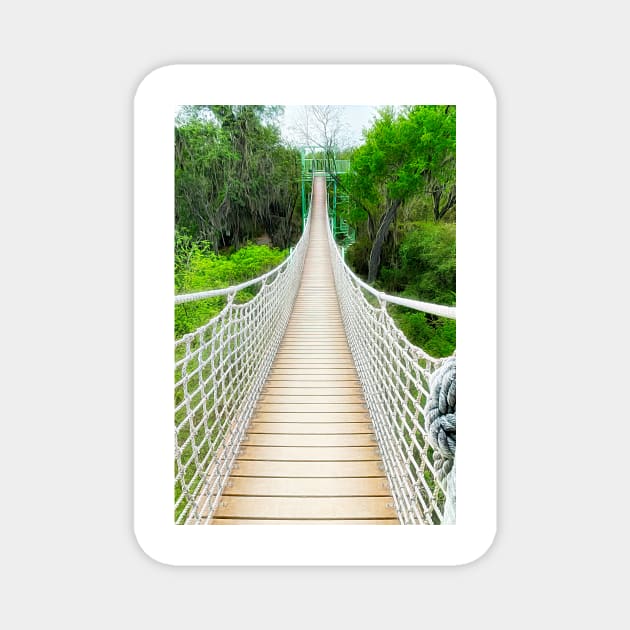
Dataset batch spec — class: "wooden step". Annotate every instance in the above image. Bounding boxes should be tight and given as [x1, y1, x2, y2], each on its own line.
[264, 374, 360, 382]
[269, 369, 358, 376]
[273, 360, 355, 367]
[262, 387, 362, 395]
[255, 412, 370, 423]
[237, 445, 381, 461]
[243, 433, 376, 447]
[247, 422, 374, 434]
[231, 460, 385, 477]
[211, 496, 397, 519]
[210, 518, 399, 524]
[223, 476, 390, 497]
[257, 403, 366, 413]
[259, 395, 365, 405]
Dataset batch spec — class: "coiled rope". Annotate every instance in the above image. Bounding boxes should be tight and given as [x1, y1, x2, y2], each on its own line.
[425, 356, 456, 481]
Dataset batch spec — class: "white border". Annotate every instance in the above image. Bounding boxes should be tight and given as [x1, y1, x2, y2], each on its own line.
[134, 64, 496, 566]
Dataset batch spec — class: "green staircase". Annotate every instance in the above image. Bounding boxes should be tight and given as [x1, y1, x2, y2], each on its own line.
[300, 147, 356, 248]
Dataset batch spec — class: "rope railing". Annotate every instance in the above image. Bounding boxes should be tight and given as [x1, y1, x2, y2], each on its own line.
[326, 202, 457, 524]
[174, 191, 313, 524]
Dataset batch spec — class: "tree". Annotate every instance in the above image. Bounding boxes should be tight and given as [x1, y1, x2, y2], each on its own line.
[289, 105, 351, 155]
[341, 105, 456, 282]
[174, 105, 301, 252]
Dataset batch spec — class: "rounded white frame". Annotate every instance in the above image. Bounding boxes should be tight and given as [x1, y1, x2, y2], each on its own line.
[134, 64, 496, 566]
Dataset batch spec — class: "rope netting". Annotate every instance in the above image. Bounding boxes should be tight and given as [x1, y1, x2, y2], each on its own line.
[174, 208, 311, 524]
[326, 207, 457, 525]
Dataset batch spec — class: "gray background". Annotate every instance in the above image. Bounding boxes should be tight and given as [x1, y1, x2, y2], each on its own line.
[2, 1, 627, 627]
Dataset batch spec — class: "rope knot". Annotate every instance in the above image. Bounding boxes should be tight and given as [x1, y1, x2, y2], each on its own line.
[425, 356, 456, 480]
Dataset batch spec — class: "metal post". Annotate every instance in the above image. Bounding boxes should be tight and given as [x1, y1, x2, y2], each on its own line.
[301, 176, 306, 230]
[300, 148, 307, 230]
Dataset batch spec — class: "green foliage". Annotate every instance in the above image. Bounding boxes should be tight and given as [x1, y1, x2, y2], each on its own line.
[345, 235, 372, 278]
[174, 243, 287, 338]
[397, 222, 456, 305]
[390, 308, 456, 358]
[340, 106, 456, 355]
[339, 105, 456, 283]
[175, 105, 301, 251]
[344, 105, 455, 214]
[345, 219, 456, 356]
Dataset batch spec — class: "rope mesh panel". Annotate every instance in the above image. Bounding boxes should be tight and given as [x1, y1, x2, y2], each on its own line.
[174, 212, 311, 524]
[326, 214, 455, 525]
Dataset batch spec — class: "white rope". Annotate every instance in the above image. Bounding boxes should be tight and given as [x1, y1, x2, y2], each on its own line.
[326, 201, 456, 524]
[341, 264, 456, 319]
[174, 192, 312, 524]
[174, 256, 295, 305]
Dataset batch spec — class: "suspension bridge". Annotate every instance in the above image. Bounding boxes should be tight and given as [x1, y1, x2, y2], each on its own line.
[174, 166, 456, 525]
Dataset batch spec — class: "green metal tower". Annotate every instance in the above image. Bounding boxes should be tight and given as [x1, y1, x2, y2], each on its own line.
[300, 147, 355, 248]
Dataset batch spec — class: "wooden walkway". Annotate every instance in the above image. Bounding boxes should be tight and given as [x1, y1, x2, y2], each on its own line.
[211, 175, 399, 524]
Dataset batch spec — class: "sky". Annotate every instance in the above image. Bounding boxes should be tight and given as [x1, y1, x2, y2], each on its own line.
[175, 104, 383, 148]
[280, 105, 380, 147]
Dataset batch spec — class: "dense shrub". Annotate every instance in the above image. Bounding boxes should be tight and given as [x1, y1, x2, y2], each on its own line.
[396, 222, 456, 305]
[174, 243, 287, 338]
[390, 307, 456, 358]
[346, 220, 456, 356]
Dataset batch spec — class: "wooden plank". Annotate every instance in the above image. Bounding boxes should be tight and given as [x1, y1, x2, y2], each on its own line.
[272, 364, 355, 371]
[278, 346, 349, 350]
[255, 412, 370, 422]
[210, 519, 399, 525]
[290, 315, 341, 319]
[283, 327, 344, 331]
[274, 352, 354, 367]
[211, 496, 397, 519]
[276, 349, 350, 353]
[231, 460, 385, 478]
[257, 403, 366, 413]
[277, 346, 348, 351]
[261, 387, 362, 396]
[272, 368, 356, 376]
[279, 345, 348, 349]
[223, 476, 390, 497]
[237, 446, 381, 461]
[285, 315, 339, 317]
[263, 382, 361, 389]
[267, 372, 359, 387]
[278, 348, 352, 357]
[281, 332, 347, 336]
[281, 334, 345, 338]
[259, 395, 365, 404]
[279, 336, 345, 340]
[244, 433, 376, 447]
[270, 369, 358, 375]
[279, 339, 348, 343]
[275, 352, 351, 356]
[247, 422, 374, 434]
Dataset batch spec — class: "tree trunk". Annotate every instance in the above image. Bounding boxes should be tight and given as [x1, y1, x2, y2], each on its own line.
[366, 210, 376, 241]
[434, 185, 456, 221]
[368, 199, 402, 283]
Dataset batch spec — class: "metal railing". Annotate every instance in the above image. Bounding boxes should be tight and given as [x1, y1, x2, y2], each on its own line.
[325, 196, 457, 524]
[302, 157, 351, 178]
[173, 195, 312, 524]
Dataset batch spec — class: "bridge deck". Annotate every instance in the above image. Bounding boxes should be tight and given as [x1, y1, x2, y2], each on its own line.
[210, 175, 399, 524]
